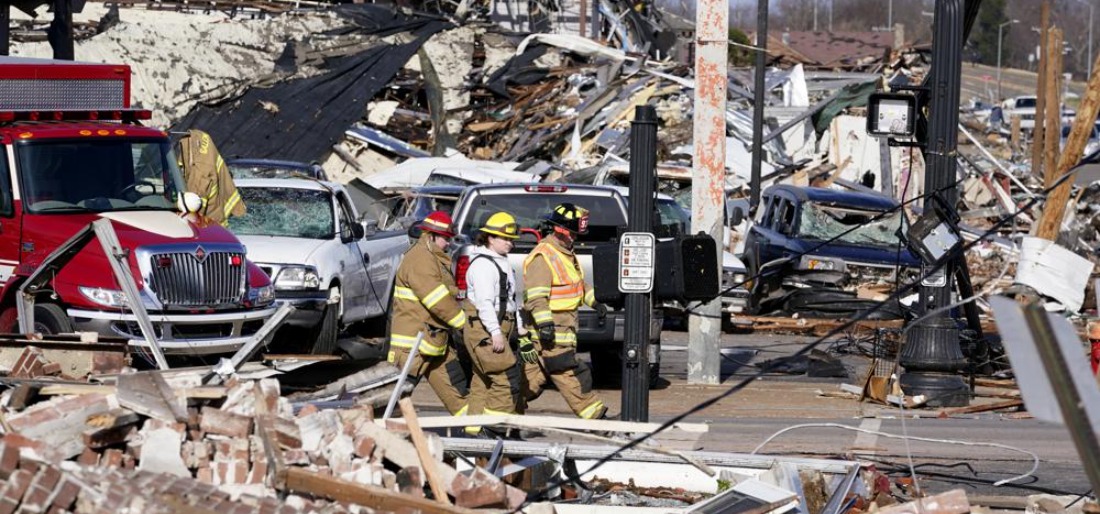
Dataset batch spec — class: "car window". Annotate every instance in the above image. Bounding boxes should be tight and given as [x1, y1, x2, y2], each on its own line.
[459, 192, 626, 244]
[229, 187, 335, 239]
[655, 199, 688, 238]
[335, 192, 357, 240]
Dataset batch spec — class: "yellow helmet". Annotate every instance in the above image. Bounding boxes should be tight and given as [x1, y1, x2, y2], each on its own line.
[480, 212, 520, 239]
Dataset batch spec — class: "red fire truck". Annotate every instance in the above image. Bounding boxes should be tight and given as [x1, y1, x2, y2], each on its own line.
[0, 57, 276, 356]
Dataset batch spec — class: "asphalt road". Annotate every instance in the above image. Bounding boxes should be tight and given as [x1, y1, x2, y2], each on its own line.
[415, 328, 1094, 499]
[960, 63, 1087, 105]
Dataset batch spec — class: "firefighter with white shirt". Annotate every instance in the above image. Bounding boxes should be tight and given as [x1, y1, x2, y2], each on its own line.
[461, 212, 526, 433]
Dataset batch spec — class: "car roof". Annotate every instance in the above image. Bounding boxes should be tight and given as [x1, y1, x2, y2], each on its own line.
[766, 184, 898, 210]
[234, 178, 341, 192]
[412, 185, 467, 195]
[226, 158, 314, 169]
[467, 183, 621, 195]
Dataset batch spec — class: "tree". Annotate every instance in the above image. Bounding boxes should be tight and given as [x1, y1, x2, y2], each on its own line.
[970, 0, 1009, 64]
[729, 27, 753, 67]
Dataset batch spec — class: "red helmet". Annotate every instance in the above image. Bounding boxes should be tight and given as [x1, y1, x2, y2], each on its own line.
[419, 211, 455, 238]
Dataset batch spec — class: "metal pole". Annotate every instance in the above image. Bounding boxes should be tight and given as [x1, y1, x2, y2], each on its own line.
[1089, 3, 1094, 80]
[813, 0, 818, 32]
[48, 0, 73, 60]
[0, 4, 9, 56]
[888, 0, 893, 29]
[687, 0, 727, 385]
[750, 0, 767, 215]
[899, 0, 969, 408]
[829, 0, 833, 32]
[997, 23, 1005, 99]
[623, 105, 657, 422]
[383, 332, 423, 421]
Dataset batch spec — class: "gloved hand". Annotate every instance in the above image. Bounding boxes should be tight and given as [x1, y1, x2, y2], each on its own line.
[518, 336, 539, 364]
[537, 323, 556, 346]
[593, 302, 608, 322]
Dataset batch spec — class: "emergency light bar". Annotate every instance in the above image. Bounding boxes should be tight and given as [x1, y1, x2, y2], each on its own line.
[0, 109, 152, 122]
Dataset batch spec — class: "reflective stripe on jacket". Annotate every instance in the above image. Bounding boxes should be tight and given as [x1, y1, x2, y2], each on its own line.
[389, 235, 467, 356]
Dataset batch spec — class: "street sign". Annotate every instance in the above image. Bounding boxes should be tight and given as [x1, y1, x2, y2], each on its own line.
[618, 232, 655, 293]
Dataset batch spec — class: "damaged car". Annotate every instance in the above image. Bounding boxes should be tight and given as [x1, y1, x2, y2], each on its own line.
[740, 185, 919, 318]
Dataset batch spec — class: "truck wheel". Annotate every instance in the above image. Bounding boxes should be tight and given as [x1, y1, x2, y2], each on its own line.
[33, 304, 74, 334]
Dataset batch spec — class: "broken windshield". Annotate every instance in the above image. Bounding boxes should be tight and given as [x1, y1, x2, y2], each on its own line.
[16, 138, 184, 214]
[797, 202, 903, 247]
[229, 187, 335, 240]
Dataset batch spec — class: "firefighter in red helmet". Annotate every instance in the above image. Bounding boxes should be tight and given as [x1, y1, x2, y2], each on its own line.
[388, 211, 469, 416]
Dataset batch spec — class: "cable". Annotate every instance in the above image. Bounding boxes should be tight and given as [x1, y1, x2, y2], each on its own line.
[510, 164, 1078, 512]
[749, 422, 1039, 487]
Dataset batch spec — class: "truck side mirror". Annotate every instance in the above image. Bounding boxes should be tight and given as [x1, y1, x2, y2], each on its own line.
[348, 222, 366, 241]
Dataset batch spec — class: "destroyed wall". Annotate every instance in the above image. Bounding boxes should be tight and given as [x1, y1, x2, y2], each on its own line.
[10, 4, 351, 128]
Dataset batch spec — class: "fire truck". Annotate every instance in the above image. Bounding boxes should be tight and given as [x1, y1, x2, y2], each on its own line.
[0, 56, 276, 355]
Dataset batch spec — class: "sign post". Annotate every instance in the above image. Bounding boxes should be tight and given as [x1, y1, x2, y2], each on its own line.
[621, 105, 657, 421]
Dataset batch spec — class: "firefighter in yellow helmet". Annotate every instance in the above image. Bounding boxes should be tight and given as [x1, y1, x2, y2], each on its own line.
[388, 211, 469, 416]
[462, 212, 525, 435]
[520, 203, 609, 420]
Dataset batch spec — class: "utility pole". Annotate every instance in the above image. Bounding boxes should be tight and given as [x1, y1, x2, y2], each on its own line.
[750, 0, 767, 215]
[687, 0, 728, 385]
[898, 0, 969, 408]
[622, 106, 657, 421]
[1033, 0, 1052, 179]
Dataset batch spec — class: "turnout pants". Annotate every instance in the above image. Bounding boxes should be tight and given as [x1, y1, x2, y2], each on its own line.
[524, 336, 605, 419]
[388, 345, 469, 416]
[464, 319, 523, 433]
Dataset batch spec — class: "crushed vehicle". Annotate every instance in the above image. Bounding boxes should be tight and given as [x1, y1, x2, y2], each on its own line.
[738, 185, 919, 317]
[226, 158, 328, 180]
[229, 178, 409, 354]
[449, 184, 663, 383]
[384, 185, 465, 231]
[0, 57, 277, 355]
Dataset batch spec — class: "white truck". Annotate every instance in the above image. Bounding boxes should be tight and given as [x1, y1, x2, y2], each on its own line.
[449, 184, 663, 384]
[228, 178, 410, 354]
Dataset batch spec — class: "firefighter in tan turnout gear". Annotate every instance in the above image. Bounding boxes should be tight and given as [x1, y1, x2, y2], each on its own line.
[388, 211, 469, 416]
[520, 203, 609, 420]
[462, 212, 525, 434]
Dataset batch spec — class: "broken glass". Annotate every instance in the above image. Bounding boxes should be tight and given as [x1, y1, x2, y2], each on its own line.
[797, 203, 904, 247]
[229, 187, 335, 239]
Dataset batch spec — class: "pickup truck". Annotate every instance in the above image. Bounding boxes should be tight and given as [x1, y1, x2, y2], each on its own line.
[449, 184, 662, 383]
[229, 179, 409, 354]
[738, 185, 919, 316]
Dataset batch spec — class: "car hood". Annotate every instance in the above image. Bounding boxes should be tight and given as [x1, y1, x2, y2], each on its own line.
[789, 239, 921, 268]
[237, 235, 327, 265]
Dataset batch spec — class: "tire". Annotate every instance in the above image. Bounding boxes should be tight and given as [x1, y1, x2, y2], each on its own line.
[33, 303, 73, 334]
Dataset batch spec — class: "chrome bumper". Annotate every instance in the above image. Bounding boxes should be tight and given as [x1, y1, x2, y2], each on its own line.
[68, 306, 278, 356]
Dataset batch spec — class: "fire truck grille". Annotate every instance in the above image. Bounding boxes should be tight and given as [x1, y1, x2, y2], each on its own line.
[0, 79, 126, 110]
[149, 252, 246, 307]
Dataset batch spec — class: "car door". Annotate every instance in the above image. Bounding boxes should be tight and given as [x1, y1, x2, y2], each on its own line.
[333, 192, 370, 322]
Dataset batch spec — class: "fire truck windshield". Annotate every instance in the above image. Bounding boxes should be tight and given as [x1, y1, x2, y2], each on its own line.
[16, 138, 185, 214]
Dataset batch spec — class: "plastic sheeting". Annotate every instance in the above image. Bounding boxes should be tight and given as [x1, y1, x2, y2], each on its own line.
[174, 13, 451, 163]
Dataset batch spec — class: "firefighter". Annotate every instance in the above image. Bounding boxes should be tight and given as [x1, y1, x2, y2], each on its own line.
[388, 211, 469, 416]
[176, 129, 244, 227]
[462, 212, 525, 434]
[520, 203, 609, 420]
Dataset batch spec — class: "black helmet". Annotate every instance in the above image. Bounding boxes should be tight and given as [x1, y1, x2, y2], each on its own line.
[545, 203, 590, 234]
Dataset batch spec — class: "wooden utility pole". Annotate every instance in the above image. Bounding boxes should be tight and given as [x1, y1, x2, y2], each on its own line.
[1032, 0, 1052, 178]
[1035, 51, 1100, 240]
[1042, 28, 1063, 189]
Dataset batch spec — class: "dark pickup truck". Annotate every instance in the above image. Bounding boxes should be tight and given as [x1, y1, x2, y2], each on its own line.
[737, 185, 920, 316]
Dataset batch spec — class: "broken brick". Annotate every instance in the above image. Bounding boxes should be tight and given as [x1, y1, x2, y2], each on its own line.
[454, 467, 507, 508]
[200, 407, 254, 438]
[353, 435, 375, 459]
[10, 346, 47, 379]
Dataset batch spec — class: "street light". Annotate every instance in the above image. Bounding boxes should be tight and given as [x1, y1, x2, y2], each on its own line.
[997, 19, 1019, 100]
[1076, 0, 1094, 79]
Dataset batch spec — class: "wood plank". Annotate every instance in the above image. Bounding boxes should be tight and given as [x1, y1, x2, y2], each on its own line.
[1036, 35, 1100, 239]
[399, 398, 451, 505]
[415, 414, 707, 435]
[38, 383, 225, 398]
[937, 399, 1024, 417]
[280, 468, 481, 514]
